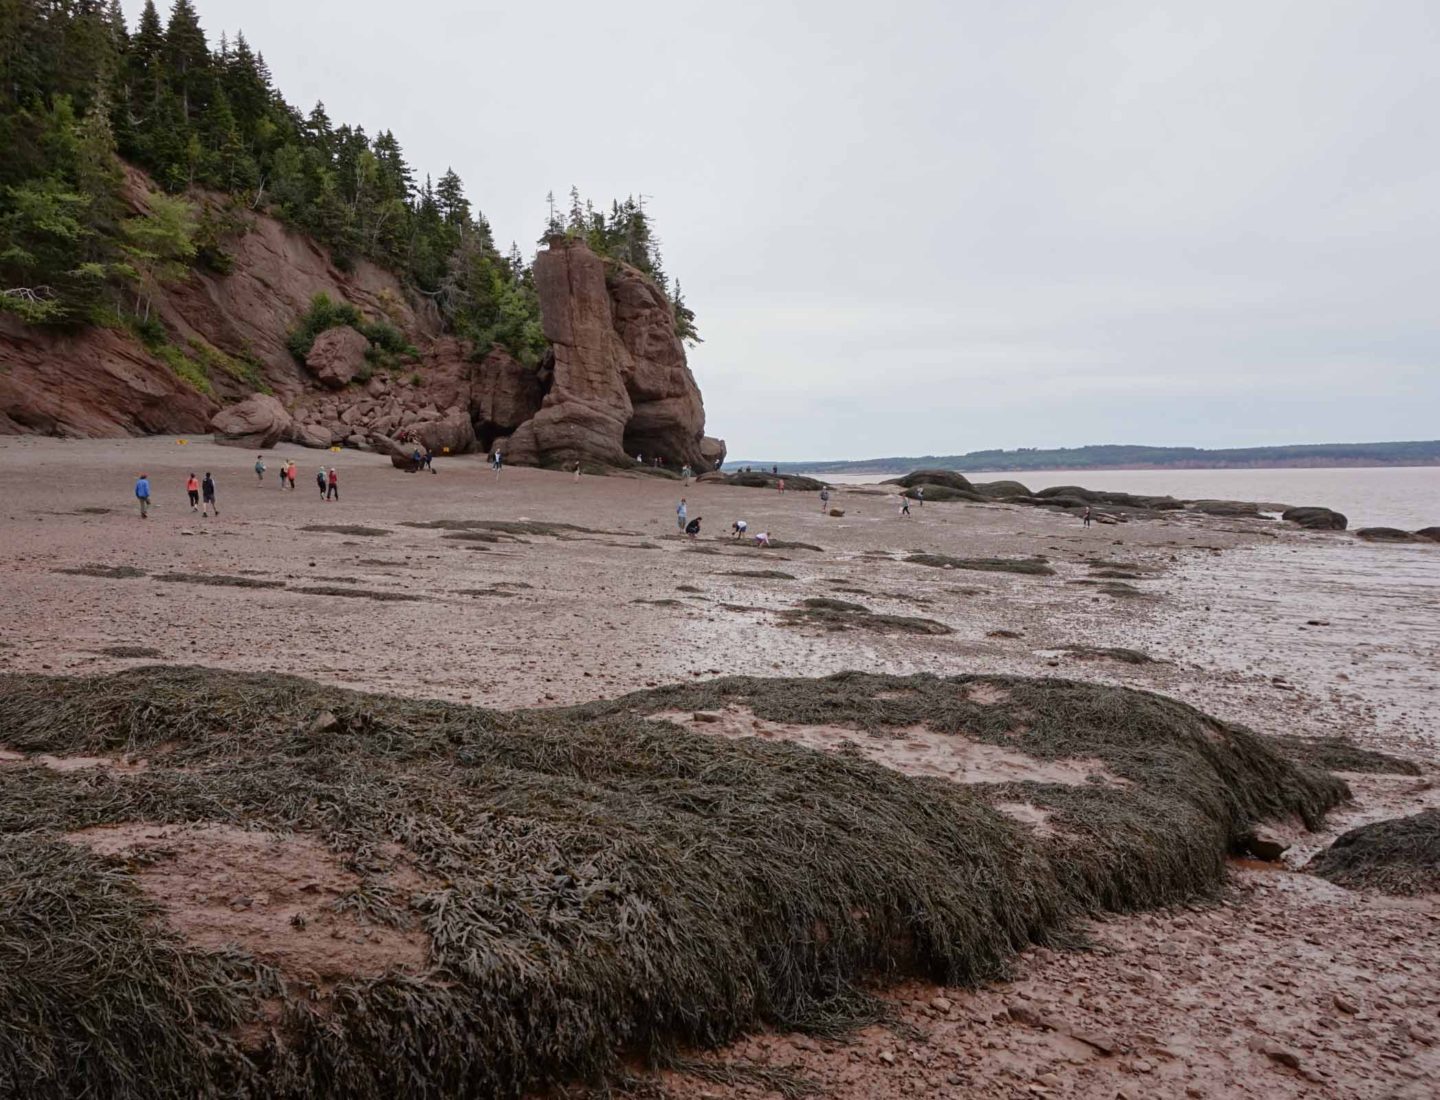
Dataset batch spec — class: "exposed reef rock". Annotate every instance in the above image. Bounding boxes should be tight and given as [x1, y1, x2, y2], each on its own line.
[1282, 506, 1348, 531]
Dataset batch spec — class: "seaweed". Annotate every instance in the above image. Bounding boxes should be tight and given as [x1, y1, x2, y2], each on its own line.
[1307, 810, 1440, 896]
[904, 555, 1055, 576]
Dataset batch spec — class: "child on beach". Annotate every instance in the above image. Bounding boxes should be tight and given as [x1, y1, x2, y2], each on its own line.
[685, 517, 702, 539]
[254, 456, 266, 482]
[201, 472, 217, 517]
[676, 498, 688, 531]
[186, 473, 200, 512]
[753, 531, 771, 547]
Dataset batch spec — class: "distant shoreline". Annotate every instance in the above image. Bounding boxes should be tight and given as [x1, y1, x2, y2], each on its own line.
[776, 459, 1440, 477]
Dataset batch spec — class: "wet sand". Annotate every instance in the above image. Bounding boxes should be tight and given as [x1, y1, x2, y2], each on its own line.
[1, 435, 1437, 1098]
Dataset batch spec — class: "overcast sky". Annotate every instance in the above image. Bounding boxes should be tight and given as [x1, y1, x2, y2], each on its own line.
[129, 1, 1440, 460]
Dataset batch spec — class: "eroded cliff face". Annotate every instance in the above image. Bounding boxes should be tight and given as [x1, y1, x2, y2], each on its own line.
[0, 176, 723, 469]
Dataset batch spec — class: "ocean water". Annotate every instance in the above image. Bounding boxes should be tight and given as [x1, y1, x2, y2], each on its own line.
[813, 466, 1440, 531]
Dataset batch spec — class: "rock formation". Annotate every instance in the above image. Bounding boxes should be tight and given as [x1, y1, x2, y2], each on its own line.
[502, 238, 713, 469]
[0, 173, 723, 469]
[305, 327, 370, 388]
[1282, 506, 1348, 531]
[211, 394, 294, 448]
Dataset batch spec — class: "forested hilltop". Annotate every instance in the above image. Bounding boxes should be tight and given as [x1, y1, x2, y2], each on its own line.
[0, 0, 698, 359]
[754, 441, 1440, 475]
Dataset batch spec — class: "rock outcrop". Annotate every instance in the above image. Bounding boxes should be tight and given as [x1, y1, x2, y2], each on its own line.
[1355, 527, 1423, 543]
[518, 238, 710, 469]
[210, 393, 294, 448]
[1, 171, 720, 468]
[1282, 506, 1348, 531]
[0, 316, 217, 436]
[306, 326, 370, 388]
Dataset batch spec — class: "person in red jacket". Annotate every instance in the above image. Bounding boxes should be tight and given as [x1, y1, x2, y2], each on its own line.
[326, 467, 339, 501]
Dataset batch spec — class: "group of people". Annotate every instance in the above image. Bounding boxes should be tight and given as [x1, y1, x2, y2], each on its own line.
[675, 497, 772, 545]
[136, 457, 339, 517]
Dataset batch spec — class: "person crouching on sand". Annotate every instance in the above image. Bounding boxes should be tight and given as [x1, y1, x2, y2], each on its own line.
[731, 519, 748, 539]
[186, 472, 200, 512]
[685, 516, 702, 539]
[753, 530, 771, 547]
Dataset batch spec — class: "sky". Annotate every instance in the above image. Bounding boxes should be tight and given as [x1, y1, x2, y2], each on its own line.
[127, 1, 1440, 460]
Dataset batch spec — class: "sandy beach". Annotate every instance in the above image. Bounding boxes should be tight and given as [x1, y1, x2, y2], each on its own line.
[2, 435, 1437, 1099]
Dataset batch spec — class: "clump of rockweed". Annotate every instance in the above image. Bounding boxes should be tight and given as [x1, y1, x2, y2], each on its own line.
[1060, 646, 1157, 665]
[904, 554, 1055, 576]
[1307, 810, 1440, 896]
[0, 667, 1347, 1098]
[778, 598, 952, 636]
[292, 586, 419, 602]
[301, 525, 391, 537]
[1270, 735, 1421, 777]
[54, 564, 147, 580]
[401, 519, 597, 538]
[154, 574, 286, 590]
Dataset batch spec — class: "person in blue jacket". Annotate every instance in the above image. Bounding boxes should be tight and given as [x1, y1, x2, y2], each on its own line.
[134, 473, 151, 518]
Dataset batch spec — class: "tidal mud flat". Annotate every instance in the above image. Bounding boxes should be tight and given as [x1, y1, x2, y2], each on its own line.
[0, 436, 1436, 1099]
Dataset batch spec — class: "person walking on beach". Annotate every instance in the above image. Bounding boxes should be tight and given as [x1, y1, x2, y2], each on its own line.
[135, 473, 151, 519]
[681, 464, 692, 486]
[777, 477, 786, 492]
[316, 467, 327, 498]
[1082, 505, 1092, 528]
[915, 486, 925, 507]
[254, 456, 266, 483]
[900, 495, 911, 517]
[326, 467, 339, 501]
[286, 461, 297, 491]
[201, 472, 218, 517]
[574, 461, 582, 481]
[492, 450, 503, 477]
[186, 473, 200, 512]
[731, 519, 748, 539]
[278, 461, 287, 489]
[676, 498, 688, 531]
[685, 516, 702, 539]
[819, 488, 830, 512]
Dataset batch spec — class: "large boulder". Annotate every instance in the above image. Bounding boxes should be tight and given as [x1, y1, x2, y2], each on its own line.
[211, 393, 294, 448]
[1187, 499, 1264, 517]
[972, 479, 1033, 498]
[415, 409, 476, 455]
[1282, 506, 1348, 531]
[369, 432, 420, 471]
[306, 326, 370, 388]
[293, 423, 333, 449]
[699, 435, 727, 472]
[1415, 527, 1440, 543]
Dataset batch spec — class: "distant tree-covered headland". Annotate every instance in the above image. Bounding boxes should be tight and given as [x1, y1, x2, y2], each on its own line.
[742, 441, 1440, 475]
[0, 1, 698, 357]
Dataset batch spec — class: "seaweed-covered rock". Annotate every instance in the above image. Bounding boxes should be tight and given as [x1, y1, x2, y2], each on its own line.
[971, 479, 1033, 497]
[1416, 527, 1440, 543]
[1282, 506, 1348, 531]
[1355, 527, 1423, 543]
[723, 471, 828, 492]
[902, 485, 987, 503]
[886, 469, 974, 491]
[1307, 810, 1440, 896]
[1187, 499, 1264, 517]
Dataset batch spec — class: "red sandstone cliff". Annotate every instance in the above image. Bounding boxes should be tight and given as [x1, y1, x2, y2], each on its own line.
[0, 172, 724, 469]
